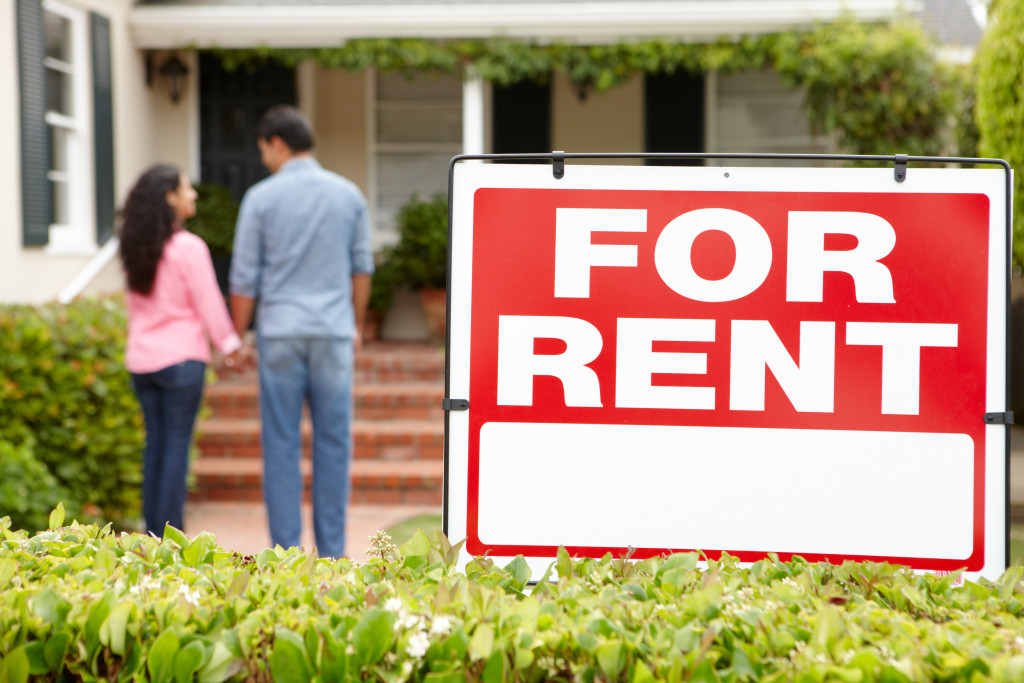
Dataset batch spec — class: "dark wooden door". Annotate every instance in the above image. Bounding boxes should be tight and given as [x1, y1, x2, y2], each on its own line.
[199, 53, 296, 202]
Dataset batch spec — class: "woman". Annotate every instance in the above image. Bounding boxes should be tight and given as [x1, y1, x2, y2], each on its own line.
[119, 164, 244, 535]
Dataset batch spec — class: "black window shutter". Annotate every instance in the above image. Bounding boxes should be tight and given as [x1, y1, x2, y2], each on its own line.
[91, 12, 114, 244]
[16, 0, 52, 246]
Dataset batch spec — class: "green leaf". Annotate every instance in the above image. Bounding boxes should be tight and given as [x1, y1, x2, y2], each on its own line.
[225, 571, 250, 600]
[504, 556, 532, 589]
[633, 660, 657, 683]
[22, 643, 47, 676]
[556, 546, 573, 579]
[173, 641, 206, 683]
[147, 629, 181, 683]
[182, 534, 213, 567]
[43, 632, 71, 671]
[0, 559, 16, 587]
[270, 635, 314, 683]
[84, 592, 116, 656]
[425, 671, 467, 683]
[352, 608, 395, 667]
[32, 587, 60, 625]
[482, 650, 508, 683]
[100, 602, 132, 656]
[163, 524, 191, 549]
[469, 623, 495, 661]
[597, 641, 626, 678]
[1000, 566, 1024, 600]
[811, 606, 841, 650]
[197, 641, 238, 683]
[401, 529, 431, 558]
[0, 646, 30, 683]
[48, 503, 65, 530]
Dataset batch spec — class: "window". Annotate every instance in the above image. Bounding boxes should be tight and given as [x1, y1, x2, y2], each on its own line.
[42, 0, 93, 252]
[373, 71, 462, 249]
[17, 0, 113, 251]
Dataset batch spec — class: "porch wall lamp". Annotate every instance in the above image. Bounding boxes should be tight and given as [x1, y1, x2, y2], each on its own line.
[159, 54, 189, 104]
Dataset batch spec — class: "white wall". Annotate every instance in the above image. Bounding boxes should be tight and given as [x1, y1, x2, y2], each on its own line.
[551, 73, 644, 163]
[1, 0, 190, 304]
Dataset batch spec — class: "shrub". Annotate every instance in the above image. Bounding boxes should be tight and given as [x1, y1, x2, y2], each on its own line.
[3, 508, 1024, 682]
[0, 295, 143, 529]
[373, 194, 449, 312]
[188, 183, 240, 257]
[0, 442, 72, 535]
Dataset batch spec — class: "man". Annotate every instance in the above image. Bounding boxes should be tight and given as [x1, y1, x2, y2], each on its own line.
[229, 105, 373, 558]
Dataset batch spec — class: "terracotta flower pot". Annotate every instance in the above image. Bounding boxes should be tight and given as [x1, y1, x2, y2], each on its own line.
[419, 288, 447, 344]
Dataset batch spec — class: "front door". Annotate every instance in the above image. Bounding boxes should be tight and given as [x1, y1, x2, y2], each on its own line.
[199, 53, 296, 203]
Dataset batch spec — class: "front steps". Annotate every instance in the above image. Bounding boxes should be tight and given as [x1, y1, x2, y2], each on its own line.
[189, 342, 446, 506]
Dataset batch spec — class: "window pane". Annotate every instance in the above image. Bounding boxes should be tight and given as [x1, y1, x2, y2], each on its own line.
[51, 178, 68, 226]
[44, 11, 71, 62]
[46, 67, 71, 116]
[49, 126, 68, 173]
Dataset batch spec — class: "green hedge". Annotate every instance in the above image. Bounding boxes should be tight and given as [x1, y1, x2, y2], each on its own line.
[0, 296, 143, 528]
[3, 508, 1024, 682]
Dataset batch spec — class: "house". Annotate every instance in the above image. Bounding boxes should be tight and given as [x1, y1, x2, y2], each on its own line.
[2, 0, 983, 310]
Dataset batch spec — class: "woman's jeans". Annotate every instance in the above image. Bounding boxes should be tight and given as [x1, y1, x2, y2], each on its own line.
[131, 360, 206, 535]
[258, 337, 353, 558]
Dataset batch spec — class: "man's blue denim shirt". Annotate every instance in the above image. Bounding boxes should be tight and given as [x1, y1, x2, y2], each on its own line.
[229, 157, 374, 339]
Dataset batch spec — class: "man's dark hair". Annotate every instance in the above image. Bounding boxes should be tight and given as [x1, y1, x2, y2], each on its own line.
[257, 105, 314, 152]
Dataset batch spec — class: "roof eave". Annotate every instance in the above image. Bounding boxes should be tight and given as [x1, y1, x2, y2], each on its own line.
[129, 0, 917, 49]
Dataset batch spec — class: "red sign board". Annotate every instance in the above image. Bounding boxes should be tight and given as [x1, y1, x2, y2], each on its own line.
[445, 164, 1009, 581]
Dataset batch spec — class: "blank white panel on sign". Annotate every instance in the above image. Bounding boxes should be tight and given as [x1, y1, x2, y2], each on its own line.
[477, 422, 974, 560]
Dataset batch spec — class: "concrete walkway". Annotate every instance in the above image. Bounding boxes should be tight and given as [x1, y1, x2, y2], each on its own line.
[184, 501, 440, 559]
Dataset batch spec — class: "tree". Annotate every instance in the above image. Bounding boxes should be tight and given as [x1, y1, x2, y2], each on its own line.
[975, 0, 1024, 265]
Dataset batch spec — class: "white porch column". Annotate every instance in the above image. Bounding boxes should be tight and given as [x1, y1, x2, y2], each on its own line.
[462, 71, 485, 156]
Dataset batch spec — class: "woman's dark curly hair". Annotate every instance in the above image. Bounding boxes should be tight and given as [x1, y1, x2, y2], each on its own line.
[119, 164, 181, 295]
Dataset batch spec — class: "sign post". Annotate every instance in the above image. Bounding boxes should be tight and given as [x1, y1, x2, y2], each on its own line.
[443, 155, 1012, 581]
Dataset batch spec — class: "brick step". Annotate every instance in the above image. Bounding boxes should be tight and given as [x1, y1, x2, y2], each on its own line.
[203, 382, 446, 421]
[209, 342, 446, 386]
[188, 457, 443, 505]
[356, 341, 445, 383]
[196, 418, 445, 461]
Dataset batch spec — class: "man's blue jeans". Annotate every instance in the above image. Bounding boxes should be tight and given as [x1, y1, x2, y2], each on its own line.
[131, 360, 207, 535]
[258, 337, 353, 558]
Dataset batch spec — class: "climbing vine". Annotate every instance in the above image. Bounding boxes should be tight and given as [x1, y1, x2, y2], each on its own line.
[212, 15, 973, 173]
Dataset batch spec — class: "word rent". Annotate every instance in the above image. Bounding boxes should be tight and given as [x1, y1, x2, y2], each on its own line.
[497, 207, 958, 415]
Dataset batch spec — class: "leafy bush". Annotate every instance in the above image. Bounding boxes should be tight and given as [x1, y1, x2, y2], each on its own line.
[0, 442, 71, 535]
[373, 194, 448, 312]
[4, 508, 1024, 682]
[773, 18, 958, 158]
[188, 184, 240, 257]
[0, 296, 143, 529]
[975, 0, 1024, 266]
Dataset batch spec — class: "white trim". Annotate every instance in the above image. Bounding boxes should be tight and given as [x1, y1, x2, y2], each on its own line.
[129, 0, 915, 48]
[43, 0, 96, 255]
[57, 237, 120, 303]
[297, 61, 317, 131]
[188, 52, 201, 180]
[366, 67, 378, 246]
[462, 73, 486, 156]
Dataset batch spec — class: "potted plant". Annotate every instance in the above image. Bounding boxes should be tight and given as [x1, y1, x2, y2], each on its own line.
[186, 183, 239, 296]
[376, 193, 448, 342]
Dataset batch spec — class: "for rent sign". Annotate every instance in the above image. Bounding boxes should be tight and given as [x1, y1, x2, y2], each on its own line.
[444, 162, 1010, 581]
